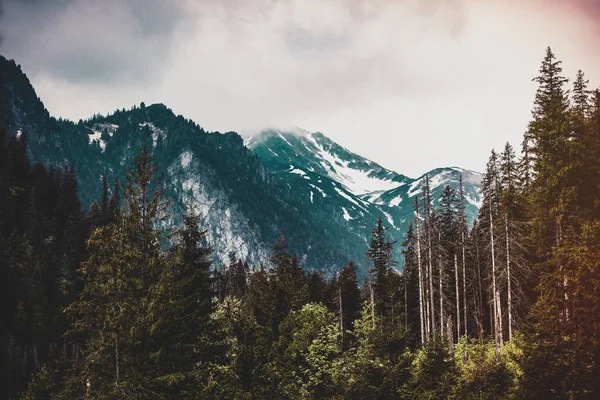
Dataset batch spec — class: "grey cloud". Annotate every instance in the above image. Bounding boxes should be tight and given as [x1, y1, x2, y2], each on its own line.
[0, 0, 468, 86]
[2, 0, 598, 177]
[0, 0, 189, 85]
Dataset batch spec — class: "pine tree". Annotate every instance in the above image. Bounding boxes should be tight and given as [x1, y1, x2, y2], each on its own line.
[63, 223, 142, 397]
[100, 174, 109, 224]
[500, 143, 514, 341]
[123, 145, 171, 290]
[150, 211, 222, 397]
[335, 261, 361, 343]
[270, 232, 309, 339]
[439, 184, 458, 342]
[107, 178, 121, 224]
[366, 216, 397, 319]
[481, 150, 503, 354]
[517, 48, 600, 397]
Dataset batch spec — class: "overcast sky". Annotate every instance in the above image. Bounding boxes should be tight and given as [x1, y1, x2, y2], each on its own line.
[1, 0, 599, 177]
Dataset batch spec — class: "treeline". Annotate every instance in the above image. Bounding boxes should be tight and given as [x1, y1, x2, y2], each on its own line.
[1, 46, 599, 399]
[402, 46, 600, 398]
[0, 126, 90, 398]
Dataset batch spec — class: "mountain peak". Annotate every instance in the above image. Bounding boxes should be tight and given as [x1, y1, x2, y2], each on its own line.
[248, 128, 408, 197]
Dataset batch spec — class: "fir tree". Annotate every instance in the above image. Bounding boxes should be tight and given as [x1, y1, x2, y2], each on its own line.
[150, 211, 223, 398]
[366, 216, 397, 319]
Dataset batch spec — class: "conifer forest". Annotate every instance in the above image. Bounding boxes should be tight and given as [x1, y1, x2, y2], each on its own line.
[1, 17, 600, 399]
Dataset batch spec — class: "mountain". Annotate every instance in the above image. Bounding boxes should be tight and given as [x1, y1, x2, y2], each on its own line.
[0, 56, 482, 278]
[246, 129, 483, 269]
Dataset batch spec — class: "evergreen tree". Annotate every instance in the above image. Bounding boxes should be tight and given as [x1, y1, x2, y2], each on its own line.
[366, 216, 397, 319]
[100, 174, 109, 224]
[63, 223, 143, 397]
[150, 211, 223, 398]
[123, 145, 170, 289]
[107, 178, 121, 224]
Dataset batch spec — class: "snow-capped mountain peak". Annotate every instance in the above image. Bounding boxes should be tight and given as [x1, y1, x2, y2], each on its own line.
[247, 129, 409, 198]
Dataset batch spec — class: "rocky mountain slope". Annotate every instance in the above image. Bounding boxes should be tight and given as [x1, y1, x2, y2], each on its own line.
[0, 56, 482, 277]
[247, 129, 482, 268]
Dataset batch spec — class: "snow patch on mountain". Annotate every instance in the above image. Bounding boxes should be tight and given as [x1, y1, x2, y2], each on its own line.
[276, 130, 293, 147]
[383, 211, 396, 228]
[169, 152, 269, 267]
[180, 151, 193, 168]
[334, 186, 368, 211]
[408, 180, 422, 197]
[429, 170, 451, 189]
[306, 133, 400, 195]
[309, 183, 327, 198]
[289, 167, 306, 176]
[88, 123, 118, 151]
[88, 129, 102, 144]
[389, 195, 403, 207]
[87, 124, 118, 152]
[140, 122, 164, 148]
[466, 193, 482, 208]
[342, 207, 353, 221]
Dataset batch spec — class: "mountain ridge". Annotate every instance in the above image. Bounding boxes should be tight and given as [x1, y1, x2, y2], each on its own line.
[0, 55, 482, 277]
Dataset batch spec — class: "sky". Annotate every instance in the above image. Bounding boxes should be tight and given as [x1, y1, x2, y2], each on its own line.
[1, 0, 599, 177]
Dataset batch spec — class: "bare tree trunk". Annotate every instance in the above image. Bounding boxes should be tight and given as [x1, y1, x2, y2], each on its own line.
[439, 232, 445, 340]
[405, 273, 408, 333]
[558, 222, 569, 322]
[416, 207, 425, 344]
[338, 273, 344, 335]
[425, 263, 431, 341]
[112, 255, 120, 387]
[462, 231, 468, 343]
[446, 314, 454, 350]
[115, 331, 120, 387]
[490, 205, 500, 355]
[454, 254, 460, 343]
[425, 175, 435, 337]
[505, 214, 513, 341]
[459, 175, 468, 343]
[428, 226, 435, 337]
[476, 235, 484, 340]
[369, 267, 375, 326]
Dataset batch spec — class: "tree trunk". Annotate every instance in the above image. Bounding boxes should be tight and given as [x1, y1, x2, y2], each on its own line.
[338, 275, 344, 336]
[115, 331, 120, 387]
[405, 274, 408, 333]
[368, 262, 375, 326]
[505, 213, 513, 341]
[490, 205, 500, 355]
[428, 225, 435, 337]
[425, 264, 431, 341]
[462, 230, 468, 343]
[416, 210, 425, 344]
[455, 254, 461, 343]
[425, 176, 435, 338]
[439, 232, 445, 340]
[476, 236, 484, 340]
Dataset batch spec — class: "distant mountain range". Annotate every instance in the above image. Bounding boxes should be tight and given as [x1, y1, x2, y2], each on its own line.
[0, 56, 482, 278]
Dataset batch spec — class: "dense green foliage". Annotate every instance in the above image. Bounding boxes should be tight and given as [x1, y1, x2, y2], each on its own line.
[1, 47, 600, 399]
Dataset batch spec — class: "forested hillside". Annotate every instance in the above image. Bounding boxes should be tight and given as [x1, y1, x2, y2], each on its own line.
[1, 47, 599, 399]
[0, 55, 481, 277]
[247, 129, 482, 275]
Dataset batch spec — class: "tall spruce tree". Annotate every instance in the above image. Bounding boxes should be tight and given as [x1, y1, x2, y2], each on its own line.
[150, 211, 223, 398]
[366, 216, 397, 319]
